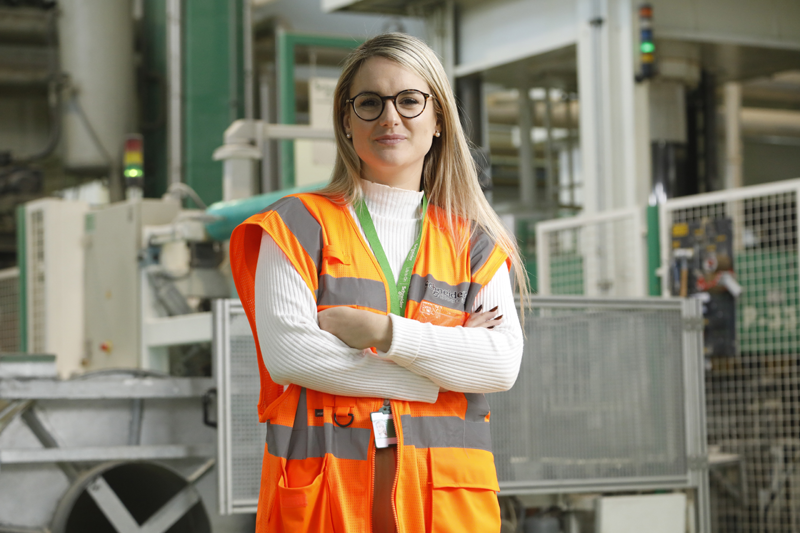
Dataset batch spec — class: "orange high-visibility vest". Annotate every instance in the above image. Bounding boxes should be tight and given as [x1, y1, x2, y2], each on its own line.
[229, 192, 510, 533]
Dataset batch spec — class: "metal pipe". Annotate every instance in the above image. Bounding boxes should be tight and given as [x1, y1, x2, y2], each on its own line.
[544, 87, 556, 207]
[724, 82, 742, 190]
[518, 87, 535, 206]
[167, 0, 182, 186]
[565, 93, 575, 207]
[740, 107, 800, 137]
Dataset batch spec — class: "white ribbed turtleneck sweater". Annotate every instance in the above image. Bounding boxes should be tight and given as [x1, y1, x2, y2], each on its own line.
[254, 179, 523, 403]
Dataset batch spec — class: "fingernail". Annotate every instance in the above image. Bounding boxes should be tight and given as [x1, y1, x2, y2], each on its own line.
[495, 315, 503, 320]
[474, 305, 483, 313]
[488, 325, 495, 329]
[489, 306, 499, 312]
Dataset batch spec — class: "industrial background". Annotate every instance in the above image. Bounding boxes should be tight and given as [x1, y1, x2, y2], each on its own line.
[0, 0, 799, 532]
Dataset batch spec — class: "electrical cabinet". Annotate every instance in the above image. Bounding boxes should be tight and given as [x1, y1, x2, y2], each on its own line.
[83, 199, 179, 370]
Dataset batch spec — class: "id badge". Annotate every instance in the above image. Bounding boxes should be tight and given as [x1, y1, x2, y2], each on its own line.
[370, 411, 397, 448]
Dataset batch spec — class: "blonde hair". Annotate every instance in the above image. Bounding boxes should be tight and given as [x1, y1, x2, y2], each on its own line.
[319, 33, 530, 307]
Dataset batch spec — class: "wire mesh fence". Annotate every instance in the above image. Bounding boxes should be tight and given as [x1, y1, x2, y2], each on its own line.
[489, 297, 703, 496]
[536, 208, 646, 297]
[0, 268, 20, 353]
[214, 296, 707, 526]
[661, 179, 800, 533]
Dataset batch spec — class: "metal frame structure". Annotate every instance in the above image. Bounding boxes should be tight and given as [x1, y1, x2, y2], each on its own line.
[535, 207, 646, 297]
[275, 31, 363, 188]
[214, 299, 260, 515]
[0, 374, 217, 532]
[659, 178, 800, 300]
[213, 296, 709, 530]
[659, 178, 800, 533]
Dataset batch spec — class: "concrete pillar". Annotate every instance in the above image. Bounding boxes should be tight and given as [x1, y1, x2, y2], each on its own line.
[577, 0, 642, 213]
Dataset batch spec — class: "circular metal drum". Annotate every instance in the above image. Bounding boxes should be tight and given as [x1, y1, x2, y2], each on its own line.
[51, 461, 211, 533]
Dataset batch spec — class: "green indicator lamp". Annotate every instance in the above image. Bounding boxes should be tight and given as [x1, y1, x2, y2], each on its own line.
[637, 4, 655, 82]
[123, 133, 144, 195]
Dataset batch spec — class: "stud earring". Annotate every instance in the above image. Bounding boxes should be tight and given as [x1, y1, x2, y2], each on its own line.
[434, 131, 441, 137]
[346, 133, 351, 139]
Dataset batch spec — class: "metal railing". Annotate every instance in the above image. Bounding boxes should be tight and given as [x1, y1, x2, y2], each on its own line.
[536, 208, 646, 297]
[214, 296, 709, 531]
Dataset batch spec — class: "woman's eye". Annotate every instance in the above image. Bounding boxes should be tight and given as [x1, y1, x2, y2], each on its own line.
[399, 97, 421, 106]
[359, 98, 380, 108]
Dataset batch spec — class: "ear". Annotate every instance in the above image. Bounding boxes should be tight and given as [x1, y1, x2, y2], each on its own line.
[343, 112, 351, 136]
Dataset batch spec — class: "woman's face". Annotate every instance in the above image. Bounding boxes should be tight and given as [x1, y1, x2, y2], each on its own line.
[343, 57, 440, 191]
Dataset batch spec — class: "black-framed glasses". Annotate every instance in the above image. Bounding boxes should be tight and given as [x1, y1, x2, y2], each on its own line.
[346, 89, 434, 121]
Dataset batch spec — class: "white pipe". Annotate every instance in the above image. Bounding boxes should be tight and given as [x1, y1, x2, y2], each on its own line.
[243, 0, 254, 120]
[724, 82, 742, 190]
[167, 0, 182, 185]
[740, 107, 800, 138]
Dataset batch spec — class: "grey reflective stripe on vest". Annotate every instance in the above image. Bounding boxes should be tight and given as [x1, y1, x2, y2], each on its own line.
[400, 415, 492, 452]
[317, 274, 388, 312]
[400, 393, 493, 452]
[464, 282, 484, 314]
[266, 388, 371, 461]
[266, 197, 322, 271]
[470, 227, 494, 275]
[407, 274, 470, 313]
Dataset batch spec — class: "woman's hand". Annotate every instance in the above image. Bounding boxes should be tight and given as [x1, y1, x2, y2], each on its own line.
[464, 305, 503, 329]
[318, 307, 393, 352]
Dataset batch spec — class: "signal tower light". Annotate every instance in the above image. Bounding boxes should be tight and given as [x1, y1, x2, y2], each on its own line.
[638, 3, 655, 81]
[123, 133, 144, 187]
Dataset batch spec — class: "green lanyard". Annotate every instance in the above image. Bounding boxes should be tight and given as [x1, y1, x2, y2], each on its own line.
[354, 194, 428, 316]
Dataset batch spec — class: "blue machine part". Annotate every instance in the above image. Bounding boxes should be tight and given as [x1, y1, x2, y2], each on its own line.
[205, 183, 324, 241]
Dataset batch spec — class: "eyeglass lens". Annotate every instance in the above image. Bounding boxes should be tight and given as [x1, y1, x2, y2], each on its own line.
[353, 90, 427, 120]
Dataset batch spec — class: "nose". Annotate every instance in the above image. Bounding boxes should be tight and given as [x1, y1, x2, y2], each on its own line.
[379, 97, 401, 126]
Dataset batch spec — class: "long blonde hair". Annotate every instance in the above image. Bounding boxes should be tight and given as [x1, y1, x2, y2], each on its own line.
[319, 33, 530, 306]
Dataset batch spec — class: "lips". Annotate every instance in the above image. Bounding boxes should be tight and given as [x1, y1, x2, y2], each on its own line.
[374, 134, 406, 145]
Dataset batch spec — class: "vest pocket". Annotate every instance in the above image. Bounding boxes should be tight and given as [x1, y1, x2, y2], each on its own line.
[429, 448, 501, 533]
[276, 456, 335, 532]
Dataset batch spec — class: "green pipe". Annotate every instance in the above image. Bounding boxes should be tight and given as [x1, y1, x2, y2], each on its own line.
[205, 183, 324, 241]
[647, 204, 661, 296]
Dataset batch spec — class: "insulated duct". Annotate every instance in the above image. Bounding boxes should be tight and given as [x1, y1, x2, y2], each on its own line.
[58, 0, 135, 173]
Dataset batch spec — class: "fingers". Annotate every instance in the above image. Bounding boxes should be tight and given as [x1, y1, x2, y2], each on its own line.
[464, 305, 504, 329]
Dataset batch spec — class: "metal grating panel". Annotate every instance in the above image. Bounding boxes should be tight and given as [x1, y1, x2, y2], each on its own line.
[216, 297, 706, 522]
[490, 299, 692, 493]
[216, 300, 263, 514]
[0, 268, 19, 353]
[536, 208, 646, 297]
[661, 179, 800, 533]
[28, 208, 45, 354]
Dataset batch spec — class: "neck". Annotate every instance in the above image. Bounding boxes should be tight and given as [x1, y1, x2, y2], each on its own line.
[361, 163, 423, 192]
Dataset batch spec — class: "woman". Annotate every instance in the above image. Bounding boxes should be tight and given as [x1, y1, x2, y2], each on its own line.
[230, 33, 527, 533]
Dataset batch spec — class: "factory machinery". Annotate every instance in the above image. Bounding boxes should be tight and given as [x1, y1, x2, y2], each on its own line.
[0, 114, 715, 533]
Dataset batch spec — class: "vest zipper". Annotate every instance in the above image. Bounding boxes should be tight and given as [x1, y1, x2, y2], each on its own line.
[389, 399, 400, 533]
[369, 438, 376, 532]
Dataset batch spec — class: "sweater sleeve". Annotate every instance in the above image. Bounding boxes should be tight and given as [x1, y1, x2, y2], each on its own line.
[254, 232, 440, 403]
[382, 262, 523, 393]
